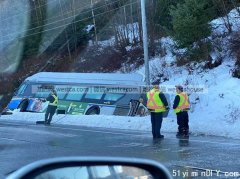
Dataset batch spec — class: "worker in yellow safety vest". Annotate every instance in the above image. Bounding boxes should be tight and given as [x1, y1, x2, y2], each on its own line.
[45, 89, 58, 125]
[146, 82, 169, 139]
[173, 85, 190, 138]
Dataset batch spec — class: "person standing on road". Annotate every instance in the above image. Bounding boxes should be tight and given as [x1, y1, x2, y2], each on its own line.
[173, 85, 190, 137]
[45, 89, 58, 125]
[146, 82, 169, 139]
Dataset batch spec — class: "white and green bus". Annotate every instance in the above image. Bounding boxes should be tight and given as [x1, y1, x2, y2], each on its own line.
[6, 72, 148, 116]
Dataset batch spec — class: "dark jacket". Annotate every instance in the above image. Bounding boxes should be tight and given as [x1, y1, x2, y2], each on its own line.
[46, 95, 55, 103]
[159, 92, 169, 107]
[173, 95, 180, 109]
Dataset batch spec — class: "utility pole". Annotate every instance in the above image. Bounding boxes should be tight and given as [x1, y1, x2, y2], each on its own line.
[140, 0, 150, 85]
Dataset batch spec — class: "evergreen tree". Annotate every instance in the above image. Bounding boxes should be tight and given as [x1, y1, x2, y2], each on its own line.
[170, 0, 214, 48]
[154, 0, 183, 31]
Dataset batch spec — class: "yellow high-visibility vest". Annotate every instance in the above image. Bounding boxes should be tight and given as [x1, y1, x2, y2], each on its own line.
[174, 92, 190, 113]
[147, 88, 166, 113]
[49, 95, 58, 106]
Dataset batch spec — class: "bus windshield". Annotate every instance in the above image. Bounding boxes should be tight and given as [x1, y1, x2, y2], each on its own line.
[15, 83, 32, 97]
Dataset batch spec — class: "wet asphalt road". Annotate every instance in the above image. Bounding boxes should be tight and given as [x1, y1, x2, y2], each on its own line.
[0, 119, 239, 178]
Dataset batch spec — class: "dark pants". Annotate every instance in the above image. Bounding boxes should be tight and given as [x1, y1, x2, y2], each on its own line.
[176, 111, 189, 135]
[45, 105, 57, 124]
[151, 112, 163, 138]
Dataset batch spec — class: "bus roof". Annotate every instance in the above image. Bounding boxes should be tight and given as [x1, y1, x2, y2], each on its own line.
[25, 72, 145, 86]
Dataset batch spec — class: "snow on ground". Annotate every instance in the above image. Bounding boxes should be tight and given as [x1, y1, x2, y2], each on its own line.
[211, 8, 240, 35]
[1, 107, 240, 139]
[118, 22, 140, 43]
[89, 22, 140, 50]
[0, 111, 176, 136]
[90, 37, 116, 47]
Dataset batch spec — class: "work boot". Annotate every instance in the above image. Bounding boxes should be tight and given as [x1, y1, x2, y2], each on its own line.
[159, 134, 164, 138]
[156, 135, 164, 139]
[44, 120, 50, 126]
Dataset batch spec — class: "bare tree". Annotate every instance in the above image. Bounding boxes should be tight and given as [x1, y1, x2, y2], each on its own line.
[213, 0, 233, 33]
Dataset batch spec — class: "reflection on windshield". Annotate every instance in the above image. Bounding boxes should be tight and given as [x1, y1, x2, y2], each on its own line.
[0, 0, 29, 73]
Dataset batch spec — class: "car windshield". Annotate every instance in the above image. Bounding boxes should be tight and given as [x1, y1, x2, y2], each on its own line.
[0, 0, 240, 178]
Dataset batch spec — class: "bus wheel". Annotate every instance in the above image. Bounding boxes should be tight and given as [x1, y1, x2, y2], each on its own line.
[86, 107, 100, 115]
[18, 99, 29, 112]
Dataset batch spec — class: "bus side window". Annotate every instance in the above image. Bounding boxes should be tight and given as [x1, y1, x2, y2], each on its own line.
[84, 87, 105, 100]
[104, 93, 124, 101]
[65, 87, 87, 101]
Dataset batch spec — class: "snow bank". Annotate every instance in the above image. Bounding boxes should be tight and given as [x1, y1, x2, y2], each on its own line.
[1, 106, 240, 139]
[135, 55, 240, 139]
[0, 111, 160, 132]
[211, 8, 240, 35]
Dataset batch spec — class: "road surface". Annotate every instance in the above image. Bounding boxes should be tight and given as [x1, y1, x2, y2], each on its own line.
[0, 120, 239, 178]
